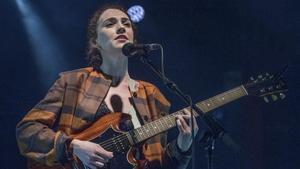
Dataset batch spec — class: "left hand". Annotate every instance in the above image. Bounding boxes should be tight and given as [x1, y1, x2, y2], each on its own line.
[176, 108, 199, 152]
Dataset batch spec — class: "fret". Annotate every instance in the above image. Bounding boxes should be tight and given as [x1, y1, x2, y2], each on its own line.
[152, 121, 159, 133]
[129, 85, 249, 145]
[138, 127, 146, 140]
[196, 86, 247, 113]
[148, 124, 153, 137]
[153, 122, 159, 134]
[133, 129, 140, 142]
[144, 125, 151, 138]
[162, 117, 169, 129]
[166, 116, 175, 128]
[162, 119, 166, 130]
[156, 119, 162, 131]
[148, 123, 155, 136]
[164, 117, 170, 128]
[144, 124, 150, 138]
[162, 118, 167, 130]
[158, 119, 165, 131]
[152, 121, 159, 134]
[198, 101, 207, 112]
[148, 123, 154, 136]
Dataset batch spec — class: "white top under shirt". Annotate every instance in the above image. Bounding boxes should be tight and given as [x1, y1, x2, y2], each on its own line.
[127, 78, 141, 128]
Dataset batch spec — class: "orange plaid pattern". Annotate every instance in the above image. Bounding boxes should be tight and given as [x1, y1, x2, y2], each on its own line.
[16, 67, 191, 169]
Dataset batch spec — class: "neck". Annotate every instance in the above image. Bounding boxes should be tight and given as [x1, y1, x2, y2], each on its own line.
[100, 52, 129, 86]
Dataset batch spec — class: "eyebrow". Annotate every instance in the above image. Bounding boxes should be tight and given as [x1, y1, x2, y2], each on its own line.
[103, 17, 130, 23]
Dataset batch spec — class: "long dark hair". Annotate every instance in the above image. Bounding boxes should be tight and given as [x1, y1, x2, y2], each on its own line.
[86, 4, 137, 72]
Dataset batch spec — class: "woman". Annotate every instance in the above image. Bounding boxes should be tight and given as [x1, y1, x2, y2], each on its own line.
[16, 4, 198, 169]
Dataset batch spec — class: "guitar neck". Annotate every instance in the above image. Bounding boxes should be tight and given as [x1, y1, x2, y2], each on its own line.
[195, 85, 248, 113]
[131, 85, 248, 144]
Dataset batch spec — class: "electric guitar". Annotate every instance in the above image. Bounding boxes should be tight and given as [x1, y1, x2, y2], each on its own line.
[28, 72, 287, 169]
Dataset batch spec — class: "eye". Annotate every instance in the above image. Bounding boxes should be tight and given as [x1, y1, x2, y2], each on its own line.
[104, 22, 114, 27]
[123, 22, 131, 27]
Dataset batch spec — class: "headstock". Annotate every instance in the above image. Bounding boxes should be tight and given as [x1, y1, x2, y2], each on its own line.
[243, 72, 288, 103]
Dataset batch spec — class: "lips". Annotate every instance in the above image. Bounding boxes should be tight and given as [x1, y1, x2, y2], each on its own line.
[114, 35, 128, 40]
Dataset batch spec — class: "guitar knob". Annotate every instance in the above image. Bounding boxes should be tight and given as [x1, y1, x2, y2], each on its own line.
[264, 97, 269, 103]
[279, 93, 286, 99]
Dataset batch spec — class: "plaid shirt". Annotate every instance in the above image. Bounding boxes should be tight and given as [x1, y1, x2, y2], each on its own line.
[16, 67, 191, 169]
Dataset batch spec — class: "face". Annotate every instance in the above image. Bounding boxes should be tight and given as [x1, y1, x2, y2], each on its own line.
[96, 9, 134, 53]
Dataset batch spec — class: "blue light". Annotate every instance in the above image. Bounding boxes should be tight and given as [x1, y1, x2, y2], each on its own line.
[15, 0, 67, 87]
[127, 5, 145, 23]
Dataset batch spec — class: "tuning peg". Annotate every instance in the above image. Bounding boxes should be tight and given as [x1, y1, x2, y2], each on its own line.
[264, 96, 269, 103]
[271, 94, 278, 101]
[265, 73, 270, 76]
[258, 74, 263, 79]
[279, 93, 286, 99]
[250, 77, 255, 81]
[260, 88, 266, 93]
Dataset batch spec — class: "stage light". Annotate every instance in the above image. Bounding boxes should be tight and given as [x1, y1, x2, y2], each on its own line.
[127, 5, 145, 23]
[15, 0, 66, 87]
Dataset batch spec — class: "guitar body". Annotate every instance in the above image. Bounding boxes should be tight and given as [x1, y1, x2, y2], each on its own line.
[28, 113, 142, 169]
[73, 112, 145, 169]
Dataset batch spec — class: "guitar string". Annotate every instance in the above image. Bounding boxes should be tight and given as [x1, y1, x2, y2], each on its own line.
[100, 103, 225, 151]
[196, 87, 245, 112]
[97, 87, 245, 150]
[100, 114, 180, 151]
[98, 114, 180, 149]
[99, 112, 179, 147]
[100, 87, 240, 148]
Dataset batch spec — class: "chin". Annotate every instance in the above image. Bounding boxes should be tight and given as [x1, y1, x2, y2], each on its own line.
[114, 42, 127, 49]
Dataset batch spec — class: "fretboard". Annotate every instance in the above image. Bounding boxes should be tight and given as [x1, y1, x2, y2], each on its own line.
[131, 85, 248, 144]
[195, 85, 248, 113]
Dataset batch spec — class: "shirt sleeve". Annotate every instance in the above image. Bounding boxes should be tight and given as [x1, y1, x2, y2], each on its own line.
[16, 74, 72, 166]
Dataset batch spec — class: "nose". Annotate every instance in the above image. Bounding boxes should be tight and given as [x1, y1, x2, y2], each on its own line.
[116, 21, 126, 34]
[116, 27, 126, 34]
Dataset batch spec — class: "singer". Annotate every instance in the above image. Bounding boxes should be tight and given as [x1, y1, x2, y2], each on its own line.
[16, 4, 198, 169]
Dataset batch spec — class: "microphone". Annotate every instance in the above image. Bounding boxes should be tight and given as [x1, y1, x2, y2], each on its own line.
[122, 42, 160, 57]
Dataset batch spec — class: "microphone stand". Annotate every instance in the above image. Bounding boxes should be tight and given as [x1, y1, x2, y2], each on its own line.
[200, 131, 216, 169]
[139, 55, 241, 169]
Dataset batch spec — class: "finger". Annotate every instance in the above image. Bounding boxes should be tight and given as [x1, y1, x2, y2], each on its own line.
[90, 160, 104, 168]
[84, 163, 97, 169]
[176, 115, 189, 131]
[180, 115, 190, 129]
[91, 154, 108, 163]
[176, 118, 185, 133]
[182, 108, 191, 115]
[181, 114, 191, 120]
[176, 119, 186, 134]
[182, 109, 198, 127]
[96, 146, 114, 160]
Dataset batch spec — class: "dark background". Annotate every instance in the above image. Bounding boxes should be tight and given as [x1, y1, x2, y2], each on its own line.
[0, 0, 299, 169]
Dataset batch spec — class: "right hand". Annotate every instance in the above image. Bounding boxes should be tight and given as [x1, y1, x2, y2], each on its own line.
[71, 139, 114, 169]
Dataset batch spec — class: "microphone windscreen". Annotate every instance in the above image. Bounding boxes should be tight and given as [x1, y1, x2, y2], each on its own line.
[122, 42, 134, 56]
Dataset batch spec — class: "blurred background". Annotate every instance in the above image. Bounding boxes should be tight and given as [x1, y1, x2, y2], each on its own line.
[0, 0, 299, 168]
